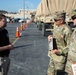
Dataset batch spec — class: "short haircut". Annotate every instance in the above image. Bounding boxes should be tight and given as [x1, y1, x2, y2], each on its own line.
[0, 14, 6, 21]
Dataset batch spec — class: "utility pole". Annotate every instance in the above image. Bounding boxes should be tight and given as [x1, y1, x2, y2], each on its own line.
[27, 6, 29, 19]
[23, 0, 25, 21]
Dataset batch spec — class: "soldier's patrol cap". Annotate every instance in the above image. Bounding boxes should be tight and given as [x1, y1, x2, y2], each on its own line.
[54, 12, 65, 20]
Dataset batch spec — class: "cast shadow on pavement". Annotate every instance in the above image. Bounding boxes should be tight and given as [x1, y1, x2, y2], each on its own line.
[12, 44, 33, 49]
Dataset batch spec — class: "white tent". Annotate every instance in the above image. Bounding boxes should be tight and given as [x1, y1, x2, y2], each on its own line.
[41, 0, 50, 16]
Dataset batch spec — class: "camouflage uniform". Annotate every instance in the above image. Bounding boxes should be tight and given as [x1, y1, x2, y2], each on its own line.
[47, 12, 72, 75]
[65, 28, 76, 75]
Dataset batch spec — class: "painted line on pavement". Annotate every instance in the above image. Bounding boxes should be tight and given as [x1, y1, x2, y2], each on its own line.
[12, 32, 22, 45]
[12, 38, 19, 45]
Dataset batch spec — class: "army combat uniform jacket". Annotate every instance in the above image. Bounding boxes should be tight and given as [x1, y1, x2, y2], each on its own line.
[66, 28, 76, 75]
[51, 24, 71, 69]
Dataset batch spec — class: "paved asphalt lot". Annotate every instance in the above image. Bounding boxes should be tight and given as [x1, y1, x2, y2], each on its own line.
[6, 22, 50, 75]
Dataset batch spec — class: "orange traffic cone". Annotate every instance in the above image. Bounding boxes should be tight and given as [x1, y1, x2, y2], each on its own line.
[24, 23, 26, 28]
[20, 24, 23, 31]
[16, 26, 20, 38]
[23, 24, 25, 29]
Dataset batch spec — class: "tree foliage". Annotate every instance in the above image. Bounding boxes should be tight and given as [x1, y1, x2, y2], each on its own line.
[0, 10, 8, 14]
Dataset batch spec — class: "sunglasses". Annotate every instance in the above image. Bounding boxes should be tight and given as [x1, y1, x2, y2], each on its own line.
[71, 15, 76, 20]
[54, 19, 60, 22]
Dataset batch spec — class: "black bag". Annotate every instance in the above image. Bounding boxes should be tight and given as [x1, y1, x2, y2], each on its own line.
[53, 38, 57, 49]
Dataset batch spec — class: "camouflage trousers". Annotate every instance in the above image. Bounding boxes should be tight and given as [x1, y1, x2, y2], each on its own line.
[0, 57, 10, 75]
[47, 51, 66, 75]
[65, 61, 73, 75]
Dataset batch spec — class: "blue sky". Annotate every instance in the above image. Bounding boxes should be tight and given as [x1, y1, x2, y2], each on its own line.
[0, 0, 41, 12]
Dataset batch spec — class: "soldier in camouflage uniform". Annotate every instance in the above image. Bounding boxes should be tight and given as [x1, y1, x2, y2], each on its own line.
[65, 14, 76, 75]
[47, 12, 72, 75]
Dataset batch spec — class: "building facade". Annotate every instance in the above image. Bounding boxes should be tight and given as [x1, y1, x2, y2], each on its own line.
[5, 9, 36, 19]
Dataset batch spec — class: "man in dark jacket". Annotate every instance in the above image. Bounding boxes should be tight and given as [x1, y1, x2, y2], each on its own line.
[0, 14, 13, 75]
